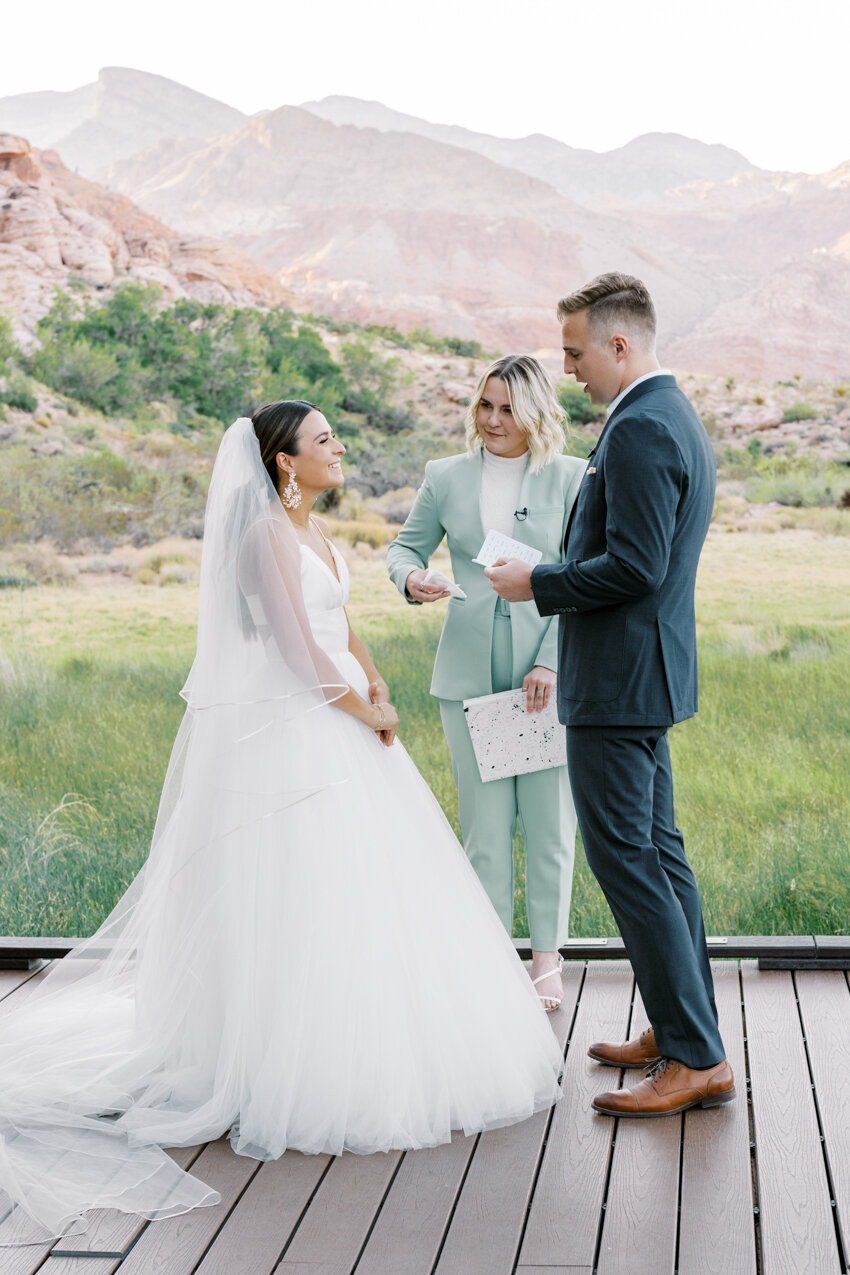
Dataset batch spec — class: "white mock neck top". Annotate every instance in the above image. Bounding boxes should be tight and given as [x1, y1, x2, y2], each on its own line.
[479, 447, 528, 539]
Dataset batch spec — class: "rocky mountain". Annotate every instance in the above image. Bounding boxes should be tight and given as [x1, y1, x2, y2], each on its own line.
[665, 254, 850, 381]
[2, 68, 849, 377]
[0, 134, 290, 341]
[0, 68, 247, 174]
[101, 105, 754, 352]
[301, 96, 758, 206]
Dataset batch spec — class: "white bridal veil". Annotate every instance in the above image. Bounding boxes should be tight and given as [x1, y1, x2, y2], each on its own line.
[0, 418, 351, 1245]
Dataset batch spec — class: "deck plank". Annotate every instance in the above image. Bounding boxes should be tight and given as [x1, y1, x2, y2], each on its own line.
[355, 1132, 478, 1275]
[44, 1145, 204, 1264]
[742, 962, 840, 1274]
[518, 960, 634, 1270]
[433, 962, 581, 1275]
[0, 967, 44, 1002]
[94, 1138, 260, 1275]
[794, 971, 850, 1256]
[678, 962, 756, 1275]
[193, 1151, 331, 1275]
[277, 1149, 402, 1274]
[595, 989, 679, 1275]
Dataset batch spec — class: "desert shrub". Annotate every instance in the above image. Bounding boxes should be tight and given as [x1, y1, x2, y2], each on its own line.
[338, 333, 414, 430]
[4, 542, 78, 584]
[782, 403, 818, 423]
[0, 372, 38, 413]
[747, 467, 850, 508]
[0, 569, 36, 589]
[368, 486, 418, 524]
[343, 425, 446, 497]
[0, 445, 144, 550]
[740, 449, 850, 508]
[0, 312, 17, 373]
[557, 380, 605, 427]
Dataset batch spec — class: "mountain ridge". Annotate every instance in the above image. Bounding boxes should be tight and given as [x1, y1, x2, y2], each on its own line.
[1, 68, 848, 376]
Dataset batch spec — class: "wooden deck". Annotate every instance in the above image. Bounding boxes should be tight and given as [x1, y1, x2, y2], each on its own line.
[1, 958, 848, 1275]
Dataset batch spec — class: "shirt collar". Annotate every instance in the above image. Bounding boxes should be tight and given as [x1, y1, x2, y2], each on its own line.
[606, 369, 672, 419]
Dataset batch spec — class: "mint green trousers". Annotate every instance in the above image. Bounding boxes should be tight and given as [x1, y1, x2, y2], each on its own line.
[439, 608, 576, 950]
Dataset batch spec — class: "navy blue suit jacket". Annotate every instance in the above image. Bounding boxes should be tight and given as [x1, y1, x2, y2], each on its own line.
[531, 374, 716, 726]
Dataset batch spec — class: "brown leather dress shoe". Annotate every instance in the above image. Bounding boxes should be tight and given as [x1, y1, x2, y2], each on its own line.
[592, 1057, 735, 1117]
[588, 1027, 661, 1069]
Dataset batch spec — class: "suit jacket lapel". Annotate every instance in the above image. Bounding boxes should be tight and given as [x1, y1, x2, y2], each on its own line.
[605, 373, 677, 429]
[562, 374, 677, 554]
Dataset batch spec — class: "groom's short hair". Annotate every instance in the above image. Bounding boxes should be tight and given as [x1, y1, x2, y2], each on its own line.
[557, 273, 657, 347]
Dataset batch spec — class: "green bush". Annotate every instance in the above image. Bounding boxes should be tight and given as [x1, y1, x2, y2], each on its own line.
[338, 333, 414, 431]
[782, 403, 818, 423]
[557, 380, 605, 427]
[747, 466, 850, 508]
[0, 570, 36, 589]
[0, 312, 18, 374]
[0, 372, 38, 413]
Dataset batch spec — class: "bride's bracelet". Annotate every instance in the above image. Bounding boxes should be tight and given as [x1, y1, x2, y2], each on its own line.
[374, 704, 386, 730]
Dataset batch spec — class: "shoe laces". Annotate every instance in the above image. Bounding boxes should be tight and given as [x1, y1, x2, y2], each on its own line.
[648, 1058, 678, 1084]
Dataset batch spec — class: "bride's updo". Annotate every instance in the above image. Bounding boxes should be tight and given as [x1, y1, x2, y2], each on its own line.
[252, 400, 318, 493]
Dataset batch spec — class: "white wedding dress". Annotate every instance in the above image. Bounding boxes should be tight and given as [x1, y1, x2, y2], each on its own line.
[0, 419, 562, 1246]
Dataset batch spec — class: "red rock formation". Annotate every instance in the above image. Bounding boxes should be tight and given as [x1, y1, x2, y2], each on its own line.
[0, 135, 292, 340]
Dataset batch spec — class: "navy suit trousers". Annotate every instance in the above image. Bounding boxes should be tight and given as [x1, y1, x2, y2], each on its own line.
[567, 724, 724, 1070]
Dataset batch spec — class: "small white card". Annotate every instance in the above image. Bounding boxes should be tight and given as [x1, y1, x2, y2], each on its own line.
[473, 530, 542, 569]
[423, 569, 467, 600]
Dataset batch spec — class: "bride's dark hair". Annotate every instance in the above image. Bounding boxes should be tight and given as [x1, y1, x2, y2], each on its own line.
[252, 400, 318, 493]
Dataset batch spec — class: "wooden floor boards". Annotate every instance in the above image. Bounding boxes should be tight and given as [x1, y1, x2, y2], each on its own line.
[1, 959, 847, 1274]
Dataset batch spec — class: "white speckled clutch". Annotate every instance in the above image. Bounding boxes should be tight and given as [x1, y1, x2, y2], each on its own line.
[462, 688, 567, 782]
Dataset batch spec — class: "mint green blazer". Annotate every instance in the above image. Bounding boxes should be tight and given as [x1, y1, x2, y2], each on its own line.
[386, 450, 587, 700]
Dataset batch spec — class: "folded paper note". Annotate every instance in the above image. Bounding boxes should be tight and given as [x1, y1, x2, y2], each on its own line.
[463, 688, 566, 782]
[422, 569, 466, 600]
[473, 530, 542, 569]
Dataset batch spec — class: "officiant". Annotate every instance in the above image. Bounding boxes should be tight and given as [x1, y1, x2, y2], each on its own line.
[387, 355, 586, 1008]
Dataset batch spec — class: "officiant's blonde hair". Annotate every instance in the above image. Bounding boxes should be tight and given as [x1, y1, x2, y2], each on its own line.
[465, 355, 566, 472]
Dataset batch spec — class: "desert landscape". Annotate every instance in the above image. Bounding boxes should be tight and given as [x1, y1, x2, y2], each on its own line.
[0, 66, 848, 943]
[2, 66, 849, 376]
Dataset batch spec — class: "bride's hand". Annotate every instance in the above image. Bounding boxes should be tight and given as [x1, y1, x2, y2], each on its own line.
[369, 678, 390, 705]
[372, 700, 399, 747]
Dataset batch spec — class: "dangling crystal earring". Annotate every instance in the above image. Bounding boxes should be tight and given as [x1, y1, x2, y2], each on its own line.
[281, 471, 302, 510]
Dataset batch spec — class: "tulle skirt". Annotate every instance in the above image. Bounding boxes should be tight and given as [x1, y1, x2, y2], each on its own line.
[0, 652, 562, 1245]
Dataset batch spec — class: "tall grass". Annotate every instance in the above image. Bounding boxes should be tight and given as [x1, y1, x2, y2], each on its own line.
[1, 619, 848, 939]
[0, 532, 848, 938]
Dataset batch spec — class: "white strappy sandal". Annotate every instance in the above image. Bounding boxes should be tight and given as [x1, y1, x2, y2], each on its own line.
[532, 960, 564, 1013]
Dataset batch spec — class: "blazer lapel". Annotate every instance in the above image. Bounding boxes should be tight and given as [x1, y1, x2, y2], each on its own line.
[563, 449, 592, 552]
[470, 449, 486, 544]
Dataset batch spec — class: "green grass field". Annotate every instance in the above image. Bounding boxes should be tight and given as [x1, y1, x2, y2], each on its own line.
[0, 528, 848, 938]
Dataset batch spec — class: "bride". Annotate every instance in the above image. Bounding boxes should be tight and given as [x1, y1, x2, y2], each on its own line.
[0, 402, 562, 1245]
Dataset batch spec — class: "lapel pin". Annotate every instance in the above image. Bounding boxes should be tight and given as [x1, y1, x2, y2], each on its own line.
[587, 466, 597, 474]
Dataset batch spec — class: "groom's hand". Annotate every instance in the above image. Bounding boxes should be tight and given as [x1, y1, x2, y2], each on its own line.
[485, 558, 534, 602]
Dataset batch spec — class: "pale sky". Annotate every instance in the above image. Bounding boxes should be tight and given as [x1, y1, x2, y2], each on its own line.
[2, 0, 847, 174]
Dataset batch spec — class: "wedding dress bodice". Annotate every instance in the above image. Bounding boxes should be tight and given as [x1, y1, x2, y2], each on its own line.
[299, 541, 350, 661]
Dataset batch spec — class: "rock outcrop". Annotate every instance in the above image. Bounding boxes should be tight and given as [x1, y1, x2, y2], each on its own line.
[665, 255, 850, 381]
[0, 135, 291, 341]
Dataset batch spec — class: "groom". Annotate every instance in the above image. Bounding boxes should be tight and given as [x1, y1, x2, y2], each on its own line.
[486, 272, 734, 1117]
